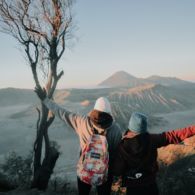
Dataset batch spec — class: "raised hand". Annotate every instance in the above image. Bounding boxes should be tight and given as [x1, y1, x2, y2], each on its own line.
[34, 86, 47, 101]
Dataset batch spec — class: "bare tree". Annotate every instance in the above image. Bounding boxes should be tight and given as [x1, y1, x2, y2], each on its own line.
[0, 0, 74, 190]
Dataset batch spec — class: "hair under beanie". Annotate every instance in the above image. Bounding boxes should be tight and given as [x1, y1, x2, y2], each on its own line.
[128, 112, 147, 134]
[89, 97, 113, 129]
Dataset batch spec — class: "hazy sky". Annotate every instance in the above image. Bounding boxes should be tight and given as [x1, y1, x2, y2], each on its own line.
[0, 0, 195, 89]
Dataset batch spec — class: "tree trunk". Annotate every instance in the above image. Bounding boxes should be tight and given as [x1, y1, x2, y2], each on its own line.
[31, 146, 59, 190]
[31, 103, 59, 190]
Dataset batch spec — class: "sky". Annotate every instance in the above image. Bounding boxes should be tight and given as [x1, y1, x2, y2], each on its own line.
[0, 0, 195, 89]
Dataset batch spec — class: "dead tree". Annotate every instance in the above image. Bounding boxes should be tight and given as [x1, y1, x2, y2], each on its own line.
[0, 0, 74, 190]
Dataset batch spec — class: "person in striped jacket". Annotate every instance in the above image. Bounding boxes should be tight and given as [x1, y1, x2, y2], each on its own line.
[35, 87, 122, 195]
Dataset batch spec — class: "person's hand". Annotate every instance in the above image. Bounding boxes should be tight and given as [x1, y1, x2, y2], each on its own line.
[111, 176, 122, 193]
[34, 86, 47, 101]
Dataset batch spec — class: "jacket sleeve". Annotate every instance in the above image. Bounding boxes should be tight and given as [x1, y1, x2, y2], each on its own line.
[151, 125, 195, 148]
[43, 98, 85, 132]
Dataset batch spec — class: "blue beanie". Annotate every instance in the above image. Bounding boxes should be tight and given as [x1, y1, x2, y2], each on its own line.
[128, 112, 147, 134]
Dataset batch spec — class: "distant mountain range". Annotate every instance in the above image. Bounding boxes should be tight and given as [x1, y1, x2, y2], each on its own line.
[99, 71, 193, 88]
[1, 71, 195, 128]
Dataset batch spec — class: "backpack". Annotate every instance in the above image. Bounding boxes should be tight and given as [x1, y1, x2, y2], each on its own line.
[77, 129, 109, 186]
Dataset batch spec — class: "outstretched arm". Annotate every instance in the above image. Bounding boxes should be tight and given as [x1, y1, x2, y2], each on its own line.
[43, 97, 85, 130]
[151, 125, 195, 148]
[34, 86, 85, 132]
[164, 125, 195, 144]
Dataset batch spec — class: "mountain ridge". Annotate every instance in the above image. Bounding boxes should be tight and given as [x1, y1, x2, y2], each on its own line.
[99, 71, 194, 88]
[1, 84, 195, 130]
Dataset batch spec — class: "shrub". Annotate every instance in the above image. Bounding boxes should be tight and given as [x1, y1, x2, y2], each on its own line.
[0, 151, 33, 189]
[157, 155, 195, 195]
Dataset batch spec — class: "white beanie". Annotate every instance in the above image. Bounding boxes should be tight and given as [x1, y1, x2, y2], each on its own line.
[94, 97, 112, 114]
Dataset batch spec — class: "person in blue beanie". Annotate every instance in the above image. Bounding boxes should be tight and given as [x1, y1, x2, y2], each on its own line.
[111, 112, 195, 195]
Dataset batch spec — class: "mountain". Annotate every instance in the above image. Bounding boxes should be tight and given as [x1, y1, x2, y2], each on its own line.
[98, 71, 145, 87]
[52, 84, 195, 129]
[1, 82, 195, 129]
[109, 83, 195, 113]
[145, 75, 192, 86]
[98, 71, 194, 88]
[108, 84, 195, 128]
[2, 84, 194, 116]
